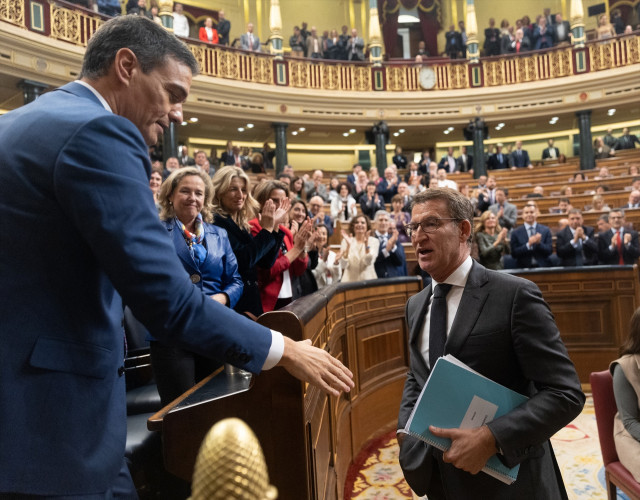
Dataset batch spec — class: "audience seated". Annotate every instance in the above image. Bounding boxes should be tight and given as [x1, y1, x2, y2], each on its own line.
[305, 170, 329, 202]
[339, 215, 378, 282]
[488, 187, 517, 230]
[308, 195, 334, 236]
[435, 169, 458, 190]
[151, 168, 242, 407]
[312, 224, 341, 287]
[250, 180, 311, 311]
[610, 307, 640, 483]
[510, 204, 553, 268]
[619, 190, 640, 210]
[330, 183, 357, 223]
[373, 210, 407, 278]
[360, 182, 385, 220]
[474, 211, 510, 270]
[555, 209, 598, 266]
[389, 194, 411, 243]
[587, 194, 611, 212]
[597, 209, 640, 265]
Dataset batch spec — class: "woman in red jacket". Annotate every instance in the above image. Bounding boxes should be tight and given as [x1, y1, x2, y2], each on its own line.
[250, 180, 312, 311]
[199, 17, 219, 44]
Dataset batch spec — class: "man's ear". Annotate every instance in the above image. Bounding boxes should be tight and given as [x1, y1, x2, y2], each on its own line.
[459, 219, 472, 242]
[113, 48, 138, 87]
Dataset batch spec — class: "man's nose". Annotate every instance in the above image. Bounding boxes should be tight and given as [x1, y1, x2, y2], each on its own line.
[168, 105, 183, 124]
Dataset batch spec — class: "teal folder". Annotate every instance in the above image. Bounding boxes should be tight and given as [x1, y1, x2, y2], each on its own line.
[400, 355, 529, 485]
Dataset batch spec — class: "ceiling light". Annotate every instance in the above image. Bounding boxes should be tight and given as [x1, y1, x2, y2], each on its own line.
[181, 121, 187, 126]
[238, 127, 245, 132]
[447, 127, 454, 131]
[443, 130, 450, 135]
[607, 109, 616, 116]
[349, 128, 356, 133]
[246, 123, 254, 128]
[189, 117, 198, 123]
[399, 129, 405, 133]
[551, 116, 559, 121]
[343, 132, 349, 137]
[298, 127, 306, 132]
[498, 122, 505, 127]
[292, 131, 298, 136]
[393, 132, 400, 137]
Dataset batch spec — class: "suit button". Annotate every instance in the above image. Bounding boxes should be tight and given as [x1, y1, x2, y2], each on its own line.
[118, 366, 125, 376]
[190, 274, 201, 284]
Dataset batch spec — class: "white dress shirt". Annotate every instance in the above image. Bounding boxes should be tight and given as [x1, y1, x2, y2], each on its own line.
[419, 256, 473, 368]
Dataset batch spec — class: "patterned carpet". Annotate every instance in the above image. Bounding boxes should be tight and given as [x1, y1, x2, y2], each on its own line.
[345, 396, 631, 500]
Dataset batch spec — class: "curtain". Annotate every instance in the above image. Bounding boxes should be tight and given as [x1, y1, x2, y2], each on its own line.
[378, 0, 441, 59]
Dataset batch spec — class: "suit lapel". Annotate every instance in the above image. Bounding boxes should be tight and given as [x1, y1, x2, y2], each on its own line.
[445, 263, 489, 357]
[409, 285, 432, 376]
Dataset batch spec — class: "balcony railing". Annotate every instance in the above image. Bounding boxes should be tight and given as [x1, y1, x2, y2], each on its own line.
[2, 0, 639, 92]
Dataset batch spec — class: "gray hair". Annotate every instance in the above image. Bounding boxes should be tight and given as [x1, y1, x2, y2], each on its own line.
[411, 188, 474, 244]
[80, 16, 199, 79]
[374, 210, 390, 221]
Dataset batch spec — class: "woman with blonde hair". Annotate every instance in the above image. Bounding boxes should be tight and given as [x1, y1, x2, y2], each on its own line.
[474, 210, 510, 270]
[153, 167, 242, 406]
[596, 13, 616, 40]
[212, 166, 289, 318]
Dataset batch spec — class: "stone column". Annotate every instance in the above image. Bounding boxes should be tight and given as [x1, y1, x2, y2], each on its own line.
[272, 123, 288, 175]
[368, 0, 383, 65]
[372, 121, 388, 172]
[570, 0, 585, 48]
[158, 0, 173, 30]
[163, 124, 178, 164]
[470, 117, 486, 178]
[269, 0, 284, 59]
[18, 80, 48, 104]
[465, 0, 479, 63]
[576, 110, 594, 171]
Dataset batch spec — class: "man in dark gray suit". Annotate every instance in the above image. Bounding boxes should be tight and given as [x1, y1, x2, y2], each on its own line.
[397, 188, 584, 499]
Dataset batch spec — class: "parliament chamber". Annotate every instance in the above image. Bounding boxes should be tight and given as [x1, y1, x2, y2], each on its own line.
[2, 0, 640, 497]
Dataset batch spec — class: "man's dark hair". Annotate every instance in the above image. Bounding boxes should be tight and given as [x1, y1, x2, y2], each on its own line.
[80, 16, 199, 79]
[276, 173, 291, 181]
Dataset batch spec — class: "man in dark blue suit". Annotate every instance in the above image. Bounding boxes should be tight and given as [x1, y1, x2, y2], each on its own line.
[487, 143, 509, 170]
[556, 209, 598, 266]
[509, 140, 533, 169]
[510, 204, 553, 268]
[0, 17, 352, 497]
[373, 210, 407, 278]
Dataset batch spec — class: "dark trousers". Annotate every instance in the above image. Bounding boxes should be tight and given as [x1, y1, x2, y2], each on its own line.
[150, 341, 221, 407]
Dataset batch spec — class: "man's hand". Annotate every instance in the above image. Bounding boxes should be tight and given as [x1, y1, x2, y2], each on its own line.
[574, 227, 584, 242]
[278, 337, 354, 397]
[430, 425, 498, 474]
[624, 233, 632, 245]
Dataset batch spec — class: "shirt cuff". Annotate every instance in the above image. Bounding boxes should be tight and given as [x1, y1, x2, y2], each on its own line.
[262, 329, 284, 370]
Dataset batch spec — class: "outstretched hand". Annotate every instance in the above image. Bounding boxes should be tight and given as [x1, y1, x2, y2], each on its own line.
[429, 425, 498, 475]
[278, 337, 354, 397]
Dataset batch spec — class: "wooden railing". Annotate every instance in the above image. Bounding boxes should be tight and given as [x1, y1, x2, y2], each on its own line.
[1, 0, 639, 92]
[148, 277, 421, 500]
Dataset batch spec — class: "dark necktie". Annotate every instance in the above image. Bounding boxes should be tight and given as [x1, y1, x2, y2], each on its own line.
[575, 231, 584, 266]
[429, 283, 453, 370]
[617, 230, 624, 265]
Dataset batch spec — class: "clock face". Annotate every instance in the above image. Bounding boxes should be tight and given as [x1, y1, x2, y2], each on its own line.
[419, 67, 436, 90]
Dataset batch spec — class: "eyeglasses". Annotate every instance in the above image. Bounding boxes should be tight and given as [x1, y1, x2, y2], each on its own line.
[404, 218, 460, 237]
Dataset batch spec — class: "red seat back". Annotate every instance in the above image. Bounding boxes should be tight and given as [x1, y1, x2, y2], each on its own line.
[590, 370, 619, 466]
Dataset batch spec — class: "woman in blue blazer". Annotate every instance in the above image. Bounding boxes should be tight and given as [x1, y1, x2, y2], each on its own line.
[152, 167, 243, 406]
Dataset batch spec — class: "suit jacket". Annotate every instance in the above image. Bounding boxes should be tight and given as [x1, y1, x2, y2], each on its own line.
[510, 149, 531, 168]
[305, 36, 324, 57]
[240, 32, 261, 51]
[220, 150, 236, 166]
[347, 36, 365, 61]
[456, 153, 473, 172]
[374, 233, 406, 278]
[542, 147, 560, 159]
[0, 82, 273, 495]
[487, 152, 509, 170]
[445, 30, 463, 57]
[555, 225, 598, 266]
[250, 220, 308, 312]
[488, 201, 517, 229]
[510, 223, 553, 268]
[217, 18, 230, 45]
[551, 21, 571, 44]
[376, 178, 399, 203]
[398, 262, 584, 498]
[164, 219, 242, 306]
[597, 228, 640, 265]
[484, 27, 501, 55]
[438, 155, 458, 173]
[213, 214, 283, 317]
[198, 26, 219, 44]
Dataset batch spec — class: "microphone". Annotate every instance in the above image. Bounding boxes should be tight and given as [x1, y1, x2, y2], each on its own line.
[189, 418, 278, 500]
